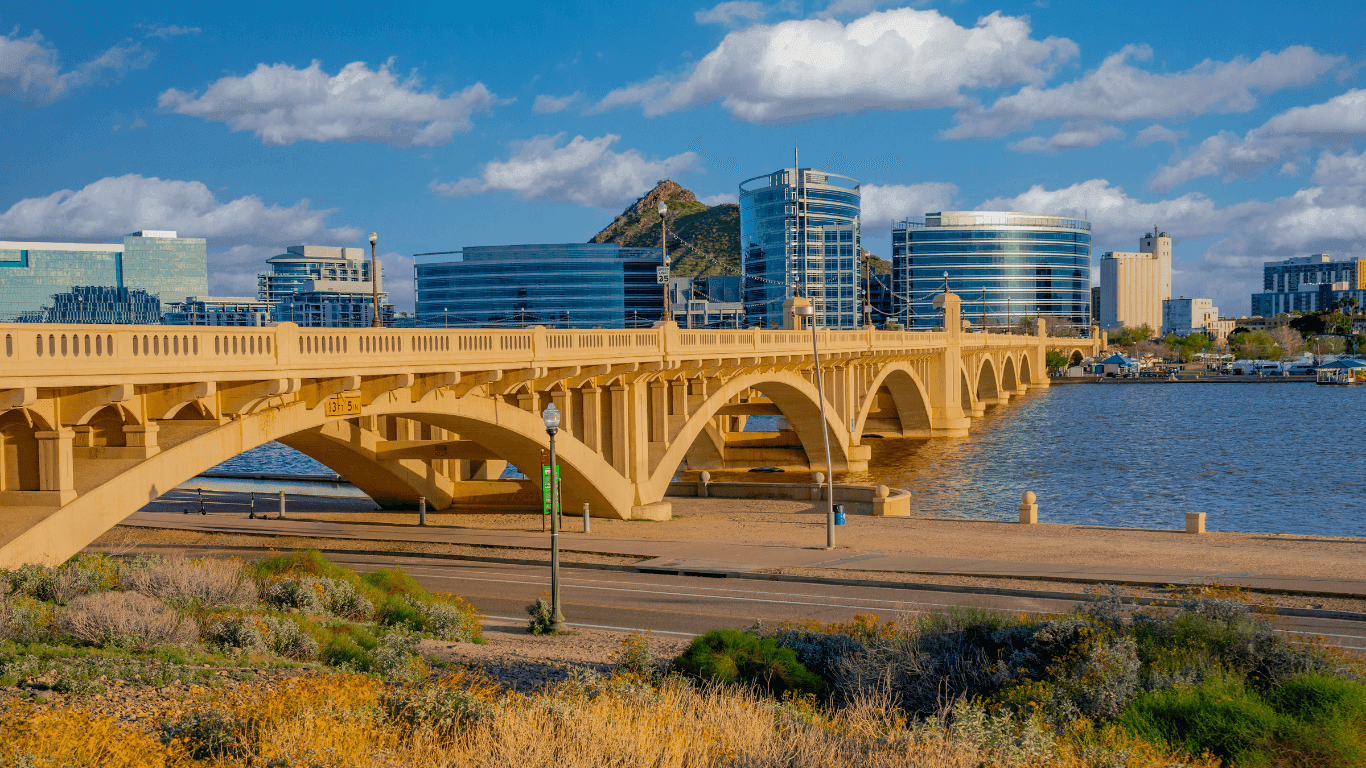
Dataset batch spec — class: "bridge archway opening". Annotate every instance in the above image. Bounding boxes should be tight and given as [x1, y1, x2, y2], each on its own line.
[1001, 356, 1019, 393]
[86, 406, 130, 447]
[960, 370, 974, 414]
[976, 357, 1000, 405]
[0, 411, 40, 491]
[1020, 353, 1035, 385]
[855, 364, 932, 438]
[1070, 350, 1084, 366]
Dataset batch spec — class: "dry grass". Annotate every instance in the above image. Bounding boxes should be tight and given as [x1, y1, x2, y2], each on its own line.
[0, 704, 187, 767]
[122, 556, 256, 609]
[57, 591, 196, 651]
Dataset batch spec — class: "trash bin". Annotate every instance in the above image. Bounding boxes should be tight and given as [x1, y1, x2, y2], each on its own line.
[834, 504, 845, 526]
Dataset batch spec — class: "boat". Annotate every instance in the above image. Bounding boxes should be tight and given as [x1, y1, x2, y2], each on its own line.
[1315, 359, 1366, 385]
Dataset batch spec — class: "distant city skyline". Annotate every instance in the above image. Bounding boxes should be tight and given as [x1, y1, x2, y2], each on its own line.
[2, 1, 1365, 315]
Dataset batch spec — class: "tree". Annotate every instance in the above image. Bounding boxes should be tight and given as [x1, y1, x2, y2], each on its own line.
[882, 320, 903, 331]
[1016, 315, 1037, 333]
[1045, 350, 1070, 370]
[1109, 325, 1155, 347]
[1229, 330, 1281, 360]
[1270, 326, 1304, 358]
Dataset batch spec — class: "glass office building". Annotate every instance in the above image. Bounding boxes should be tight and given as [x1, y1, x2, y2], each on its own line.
[413, 243, 665, 328]
[0, 231, 208, 321]
[257, 245, 392, 327]
[740, 167, 861, 329]
[891, 212, 1091, 330]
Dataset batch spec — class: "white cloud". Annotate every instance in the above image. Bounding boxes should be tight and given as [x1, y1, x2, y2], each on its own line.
[977, 165, 1366, 314]
[158, 59, 495, 147]
[431, 133, 698, 209]
[0, 174, 360, 247]
[0, 28, 149, 105]
[700, 192, 738, 205]
[1151, 88, 1366, 191]
[596, 8, 1077, 123]
[139, 24, 201, 39]
[532, 92, 579, 113]
[860, 182, 959, 232]
[380, 252, 414, 310]
[1134, 124, 1184, 146]
[1008, 122, 1124, 153]
[695, 1, 770, 25]
[945, 45, 1339, 140]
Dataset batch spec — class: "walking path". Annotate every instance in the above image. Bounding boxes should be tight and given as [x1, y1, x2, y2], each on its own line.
[123, 490, 1366, 598]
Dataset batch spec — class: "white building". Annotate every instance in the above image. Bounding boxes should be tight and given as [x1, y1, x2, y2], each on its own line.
[1099, 227, 1172, 332]
[163, 296, 271, 326]
[1162, 297, 1219, 337]
[258, 245, 392, 327]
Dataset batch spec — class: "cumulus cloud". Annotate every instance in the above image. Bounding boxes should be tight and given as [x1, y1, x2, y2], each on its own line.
[0, 28, 150, 104]
[1151, 88, 1366, 191]
[430, 133, 698, 209]
[695, 1, 771, 25]
[139, 24, 200, 39]
[860, 182, 959, 233]
[532, 92, 579, 113]
[0, 174, 360, 247]
[158, 59, 495, 147]
[977, 164, 1366, 313]
[596, 8, 1077, 123]
[1008, 122, 1124, 153]
[700, 192, 738, 205]
[1134, 124, 1184, 146]
[945, 45, 1339, 140]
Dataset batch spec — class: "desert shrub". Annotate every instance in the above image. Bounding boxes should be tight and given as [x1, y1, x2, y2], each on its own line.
[123, 556, 255, 609]
[370, 629, 427, 682]
[320, 624, 380, 671]
[383, 674, 496, 738]
[750, 623, 864, 686]
[260, 615, 320, 659]
[1119, 676, 1282, 761]
[4, 555, 123, 605]
[320, 578, 374, 620]
[159, 708, 252, 761]
[614, 632, 658, 679]
[674, 628, 826, 699]
[259, 576, 327, 614]
[525, 596, 555, 635]
[250, 549, 359, 583]
[0, 595, 58, 644]
[57, 591, 195, 651]
[380, 594, 479, 642]
[201, 613, 318, 660]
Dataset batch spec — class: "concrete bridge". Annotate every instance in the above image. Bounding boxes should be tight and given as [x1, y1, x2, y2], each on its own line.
[0, 293, 1099, 566]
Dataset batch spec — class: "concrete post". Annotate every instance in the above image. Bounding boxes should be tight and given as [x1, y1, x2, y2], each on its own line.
[698, 469, 710, 498]
[812, 471, 825, 501]
[419, 496, 427, 526]
[1185, 512, 1205, 534]
[1018, 491, 1038, 524]
[278, 491, 286, 519]
[582, 502, 590, 533]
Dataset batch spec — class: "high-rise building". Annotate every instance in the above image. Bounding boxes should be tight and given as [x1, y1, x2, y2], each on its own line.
[1099, 228, 1173, 331]
[739, 167, 861, 329]
[1162, 297, 1219, 337]
[1251, 254, 1366, 316]
[413, 243, 665, 328]
[669, 276, 744, 328]
[257, 245, 391, 327]
[0, 231, 207, 321]
[891, 212, 1091, 329]
[164, 296, 272, 326]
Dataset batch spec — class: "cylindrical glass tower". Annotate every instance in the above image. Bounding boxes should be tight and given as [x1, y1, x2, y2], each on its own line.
[739, 168, 861, 329]
[891, 211, 1091, 330]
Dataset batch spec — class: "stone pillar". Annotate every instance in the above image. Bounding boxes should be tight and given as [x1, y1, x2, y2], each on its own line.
[122, 423, 161, 459]
[581, 387, 601, 453]
[609, 385, 629, 476]
[928, 293, 970, 436]
[1018, 491, 1038, 524]
[35, 428, 77, 504]
[671, 379, 689, 418]
[649, 381, 667, 442]
[1034, 316, 1052, 389]
[516, 390, 540, 413]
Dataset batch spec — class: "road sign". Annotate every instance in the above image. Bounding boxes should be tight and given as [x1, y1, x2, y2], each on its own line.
[540, 465, 561, 515]
[656, 266, 670, 284]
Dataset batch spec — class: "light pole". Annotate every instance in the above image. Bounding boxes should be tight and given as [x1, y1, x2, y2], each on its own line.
[659, 201, 670, 323]
[793, 303, 836, 550]
[541, 403, 568, 633]
[76, 294, 83, 324]
[444, 307, 449, 328]
[368, 233, 382, 328]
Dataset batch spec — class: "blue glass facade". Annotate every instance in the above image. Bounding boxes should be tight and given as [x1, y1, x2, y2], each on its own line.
[891, 212, 1091, 329]
[0, 232, 207, 321]
[413, 243, 665, 328]
[740, 168, 861, 329]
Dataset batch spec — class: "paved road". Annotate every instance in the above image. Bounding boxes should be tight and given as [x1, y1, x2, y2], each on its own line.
[149, 545, 1366, 652]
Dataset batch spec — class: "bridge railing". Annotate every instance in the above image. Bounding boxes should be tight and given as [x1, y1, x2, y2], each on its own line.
[0, 321, 1067, 383]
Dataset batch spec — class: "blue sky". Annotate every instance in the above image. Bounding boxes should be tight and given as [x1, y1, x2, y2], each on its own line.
[3, 0, 1365, 315]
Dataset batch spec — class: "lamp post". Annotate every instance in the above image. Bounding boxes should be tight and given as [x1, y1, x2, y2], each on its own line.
[444, 307, 449, 328]
[368, 233, 382, 328]
[792, 303, 836, 550]
[541, 403, 568, 633]
[659, 201, 670, 323]
[76, 294, 83, 324]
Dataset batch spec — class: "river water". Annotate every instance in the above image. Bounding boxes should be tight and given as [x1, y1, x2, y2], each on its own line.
[206, 383, 1366, 536]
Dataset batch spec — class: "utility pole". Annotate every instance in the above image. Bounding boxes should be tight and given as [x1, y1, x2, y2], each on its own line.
[659, 201, 670, 324]
[368, 233, 381, 328]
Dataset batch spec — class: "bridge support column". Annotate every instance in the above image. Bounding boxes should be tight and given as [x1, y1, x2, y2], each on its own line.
[35, 428, 77, 506]
[1034, 318, 1052, 390]
[928, 293, 971, 436]
[581, 387, 600, 453]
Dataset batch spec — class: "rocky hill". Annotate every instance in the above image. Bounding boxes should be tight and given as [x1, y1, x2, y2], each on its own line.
[590, 181, 740, 278]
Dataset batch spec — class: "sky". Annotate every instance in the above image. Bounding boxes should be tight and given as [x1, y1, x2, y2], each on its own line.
[2, 1, 1365, 316]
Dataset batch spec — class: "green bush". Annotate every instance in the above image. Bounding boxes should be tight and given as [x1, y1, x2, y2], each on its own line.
[1120, 676, 1280, 761]
[673, 628, 825, 699]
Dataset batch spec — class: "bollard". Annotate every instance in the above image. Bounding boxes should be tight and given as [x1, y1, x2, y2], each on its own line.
[419, 497, 427, 526]
[833, 503, 845, 526]
[698, 470, 711, 498]
[812, 472, 825, 501]
[1185, 512, 1206, 535]
[278, 491, 286, 520]
[249, 491, 256, 519]
[583, 502, 591, 533]
[1018, 491, 1038, 524]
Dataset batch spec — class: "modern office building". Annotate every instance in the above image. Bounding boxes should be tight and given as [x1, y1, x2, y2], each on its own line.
[0, 231, 207, 321]
[257, 245, 391, 327]
[1250, 254, 1366, 316]
[891, 212, 1091, 330]
[739, 166, 861, 329]
[867, 271, 895, 326]
[413, 243, 665, 328]
[1099, 228, 1172, 331]
[1162, 297, 1219, 337]
[164, 296, 272, 326]
[669, 276, 744, 328]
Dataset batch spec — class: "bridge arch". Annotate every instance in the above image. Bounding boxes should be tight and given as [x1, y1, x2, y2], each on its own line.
[1001, 355, 1019, 393]
[976, 356, 1000, 405]
[851, 362, 933, 438]
[0, 410, 40, 492]
[1070, 349, 1085, 366]
[1019, 352, 1035, 385]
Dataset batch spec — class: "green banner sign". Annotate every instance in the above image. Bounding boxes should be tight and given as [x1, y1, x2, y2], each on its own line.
[540, 465, 561, 515]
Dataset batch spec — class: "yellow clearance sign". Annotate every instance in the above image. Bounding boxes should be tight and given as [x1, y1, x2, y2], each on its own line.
[325, 391, 362, 417]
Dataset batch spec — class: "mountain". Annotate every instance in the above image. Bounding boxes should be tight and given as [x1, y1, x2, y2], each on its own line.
[590, 180, 740, 278]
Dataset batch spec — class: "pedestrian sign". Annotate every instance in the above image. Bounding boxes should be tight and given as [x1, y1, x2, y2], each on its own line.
[540, 464, 561, 515]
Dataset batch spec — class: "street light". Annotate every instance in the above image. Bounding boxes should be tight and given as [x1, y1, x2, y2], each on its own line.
[541, 403, 569, 633]
[792, 303, 836, 550]
[368, 232, 381, 328]
[444, 307, 449, 328]
[659, 201, 670, 323]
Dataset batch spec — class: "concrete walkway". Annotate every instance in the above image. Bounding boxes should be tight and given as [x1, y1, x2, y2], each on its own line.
[121, 509, 1366, 598]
